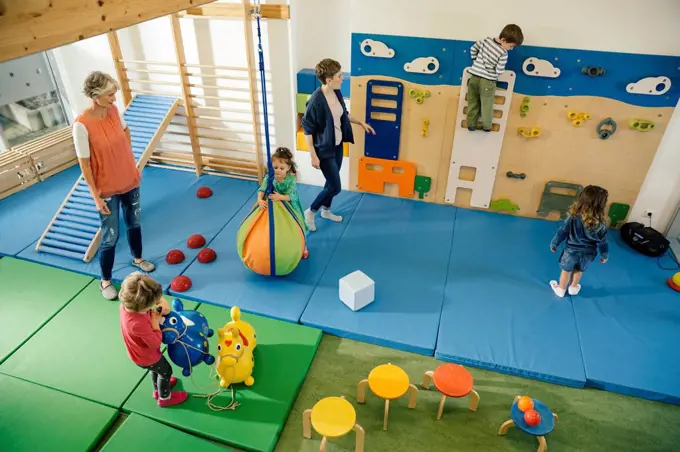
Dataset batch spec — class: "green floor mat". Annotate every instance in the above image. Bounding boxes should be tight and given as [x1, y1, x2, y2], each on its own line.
[101, 414, 235, 451]
[124, 303, 322, 452]
[0, 257, 92, 364]
[0, 281, 197, 409]
[0, 373, 117, 451]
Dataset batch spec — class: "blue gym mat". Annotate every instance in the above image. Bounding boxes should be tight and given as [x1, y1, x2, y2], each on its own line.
[170, 185, 362, 323]
[573, 233, 680, 404]
[18, 167, 256, 288]
[435, 209, 587, 388]
[300, 194, 456, 355]
[0, 165, 81, 256]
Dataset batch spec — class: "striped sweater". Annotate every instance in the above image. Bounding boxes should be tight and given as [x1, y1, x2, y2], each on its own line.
[468, 37, 508, 81]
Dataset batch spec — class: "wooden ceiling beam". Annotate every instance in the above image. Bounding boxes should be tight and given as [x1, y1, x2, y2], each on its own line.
[0, 0, 217, 63]
[181, 3, 290, 19]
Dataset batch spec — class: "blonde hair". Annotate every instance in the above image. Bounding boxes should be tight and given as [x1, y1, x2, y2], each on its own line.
[568, 185, 609, 231]
[83, 71, 119, 99]
[119, 272, 163, 312]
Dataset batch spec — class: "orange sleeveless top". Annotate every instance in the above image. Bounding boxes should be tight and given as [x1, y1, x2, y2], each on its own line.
[76, 105, 141, 198]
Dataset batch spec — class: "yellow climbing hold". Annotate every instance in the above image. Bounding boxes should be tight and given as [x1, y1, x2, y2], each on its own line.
[421, 119, 430, 137]
[629, 119, 655, 132]
[409, 89, 431, 104]
[568, 111, 591, 127]
[518, 127, 541, 138]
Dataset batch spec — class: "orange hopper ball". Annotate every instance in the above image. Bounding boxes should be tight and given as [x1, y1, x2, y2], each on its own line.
[197, 186, 213, 198]
[166, 249, 185, 265]
[171, 275, 192, 292]
[187, 234, 206, 249]
[197, 248, 216, 263]
[517, 396, 534, 412]
[524, 409, 541, 427]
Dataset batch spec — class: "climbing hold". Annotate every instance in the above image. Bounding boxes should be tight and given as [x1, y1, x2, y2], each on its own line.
[568, 111, 591, 126]
[627, 76, 671, 96]
[522, 57, 560, 78]
[171, 275, 192, 292]
[597, 117, 617, 139]
[166, 249, 185, 265]
[187, 234, 206, 249]
[197, 248, 217, 263]
[518, 127, 541, 138]
[629, 119, 655, 132]
[573, 119, 583, 127]
[421, 119, 430, 137]
[414, 175, 432, 200]
[578, 113, 591, 120]
[537, 181, 583, 220]
[409, 88, 431, 104]
[582, 66, 605, 77]
[608, 203, 630, 228]
[490, 198, 520, 213]
[197, 186, 213, 198]
[519, 97, 530, 117]
[567, 111, 578, 120]
[506, 171, 526, 180]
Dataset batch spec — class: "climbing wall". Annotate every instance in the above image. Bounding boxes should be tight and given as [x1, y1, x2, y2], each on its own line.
[444, 68, 516, 209]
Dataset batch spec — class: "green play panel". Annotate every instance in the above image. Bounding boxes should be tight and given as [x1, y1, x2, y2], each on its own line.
[0, 373, 117, 451]
[124, 303, 322, 452]
[0, 257, 92, 364]
[0, 280, 197, 409]
[101, 414, 235, 451]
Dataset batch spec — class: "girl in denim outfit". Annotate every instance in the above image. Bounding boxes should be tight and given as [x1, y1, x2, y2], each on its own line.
[549, 185, 609, 297]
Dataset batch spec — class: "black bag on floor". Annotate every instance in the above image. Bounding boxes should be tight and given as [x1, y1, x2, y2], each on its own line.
[620, 222, 669, 257]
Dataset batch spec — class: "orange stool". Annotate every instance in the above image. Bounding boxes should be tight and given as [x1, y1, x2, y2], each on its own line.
[303, 396, 365, 452]
[422, 363, 480, 420]
[357, 363, 418, 430]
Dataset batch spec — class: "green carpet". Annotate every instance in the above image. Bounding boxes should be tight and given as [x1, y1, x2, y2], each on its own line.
[124, 303, 322, 452]
[0, 373, 117, 451]
[100, 414, 235, 451]
[275, 335, 680, 452]
[0, 257, 92, 364]
[0, 281, 196, 409]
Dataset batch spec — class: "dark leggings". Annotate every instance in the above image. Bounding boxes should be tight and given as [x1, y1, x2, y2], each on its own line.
[310, 144, 344, 212]
[143, 355, 173, 399]
[99, 187, 143, 280]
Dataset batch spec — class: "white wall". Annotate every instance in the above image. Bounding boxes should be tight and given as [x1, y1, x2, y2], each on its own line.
[290, 0, 350, 71]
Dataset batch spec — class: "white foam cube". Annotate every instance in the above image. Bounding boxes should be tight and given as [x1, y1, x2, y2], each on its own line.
[339, 270, 375, 311]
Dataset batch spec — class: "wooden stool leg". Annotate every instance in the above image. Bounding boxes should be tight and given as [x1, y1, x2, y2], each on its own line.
[436, 394, 447, 420]
[422, 370, 434, 389]
[383, 399, 390, 431]
[553, 413, 558, 424]
[468, 389, 480, 412]
[407, 383, 418, 408]
[357, 379, 368, 404]
[320, 436, 328, 452]
[498, 419, 515, 435]
[302, 409, 312, 439]
[353, 424, 365, 452]
[537, 435, 547, 452]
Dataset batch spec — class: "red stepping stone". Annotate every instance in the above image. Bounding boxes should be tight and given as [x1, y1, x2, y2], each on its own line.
[187, 234, 206, 249]
[171, 275, 192, 292]
[166, 249, 185, 265]
[198, 248, 216, 263]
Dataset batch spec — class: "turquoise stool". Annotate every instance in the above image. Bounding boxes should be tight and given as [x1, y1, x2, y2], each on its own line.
[498, 395, 557, 452]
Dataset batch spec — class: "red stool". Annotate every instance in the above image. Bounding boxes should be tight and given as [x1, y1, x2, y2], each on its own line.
[422, 363, 480, 420]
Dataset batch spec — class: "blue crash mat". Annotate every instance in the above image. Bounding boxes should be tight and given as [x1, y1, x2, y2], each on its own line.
[435, 209, 587, 388]
[18, 167, 256, 288]
[301, 194, 456, 355]
[170, 185, 362, 323]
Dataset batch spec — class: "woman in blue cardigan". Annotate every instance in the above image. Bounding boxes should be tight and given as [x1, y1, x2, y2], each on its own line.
[301, 58, 375, 231]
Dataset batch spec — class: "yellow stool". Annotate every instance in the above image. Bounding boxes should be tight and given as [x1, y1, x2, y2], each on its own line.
[357, 363, 418, 430]
[303, 396, 365, 452]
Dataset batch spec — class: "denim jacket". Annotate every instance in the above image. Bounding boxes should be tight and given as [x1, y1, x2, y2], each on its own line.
[550, 215, 609, 259]
[301, 88, 354, 159]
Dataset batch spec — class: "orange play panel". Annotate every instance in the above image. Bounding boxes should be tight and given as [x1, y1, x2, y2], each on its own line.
[422, 363, 480, 420]
[357, 156, 416, 198]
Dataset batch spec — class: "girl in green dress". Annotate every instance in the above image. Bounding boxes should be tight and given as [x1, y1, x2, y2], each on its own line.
[257, 147, 309, 258]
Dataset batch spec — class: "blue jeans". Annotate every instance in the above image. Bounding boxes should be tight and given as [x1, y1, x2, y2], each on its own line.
[99, 187, 142, 280]
[559, 248, 596, 272]
[310, 144, 343, 211]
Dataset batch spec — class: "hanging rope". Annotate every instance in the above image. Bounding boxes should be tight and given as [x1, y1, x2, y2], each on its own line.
[253, 0, 274, 197]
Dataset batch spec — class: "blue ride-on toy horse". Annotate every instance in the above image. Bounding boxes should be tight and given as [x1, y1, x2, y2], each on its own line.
[160, 298, 215, 376]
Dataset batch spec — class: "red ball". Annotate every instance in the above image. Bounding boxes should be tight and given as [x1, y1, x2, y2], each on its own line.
[524, 409, 541, 427]
[165, 249, 185, 265]
[197, 186, 213, 198]
[187, 234, 206, 249]
[197, 248, 216, 263]
[171, 275, 192, 292]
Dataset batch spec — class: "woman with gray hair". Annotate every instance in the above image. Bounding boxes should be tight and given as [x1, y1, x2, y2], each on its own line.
[73, 71, 155, 300]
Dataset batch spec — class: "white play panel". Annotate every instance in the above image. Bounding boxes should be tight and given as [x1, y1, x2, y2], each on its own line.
[445, 68, 516, 209]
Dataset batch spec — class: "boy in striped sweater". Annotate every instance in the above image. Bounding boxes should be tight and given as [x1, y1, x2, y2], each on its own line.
[467, 24, 524, 132]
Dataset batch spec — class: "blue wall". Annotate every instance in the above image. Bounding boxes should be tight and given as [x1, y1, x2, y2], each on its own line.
[351, 33, 680, 108]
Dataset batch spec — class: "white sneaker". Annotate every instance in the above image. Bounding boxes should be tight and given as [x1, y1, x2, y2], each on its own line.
[550, 280, 565, 298]
[304, 209, 316, 232]
[568, 284, 581, 296]
[321, 208, 343, 222]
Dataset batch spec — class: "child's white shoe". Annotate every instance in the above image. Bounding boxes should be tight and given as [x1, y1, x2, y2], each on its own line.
[568, 284, 581, 296]
[304, 208, 316, 232]
[550, 280, 565, 298]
